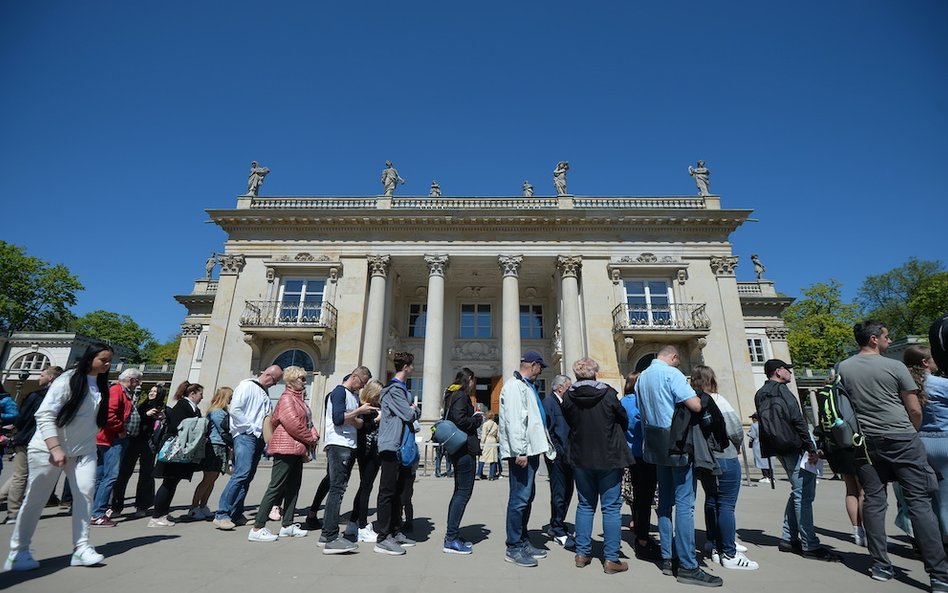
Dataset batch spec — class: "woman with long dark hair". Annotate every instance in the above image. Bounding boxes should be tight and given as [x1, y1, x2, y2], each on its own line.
[442, 367, 483, 554]
[149, 383, 204, 527]
[6, 343, 113, 571]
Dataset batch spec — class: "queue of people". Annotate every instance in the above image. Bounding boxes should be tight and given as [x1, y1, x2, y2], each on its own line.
[6, 322, 948, 593]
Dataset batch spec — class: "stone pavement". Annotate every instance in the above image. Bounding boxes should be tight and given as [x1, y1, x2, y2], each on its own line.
[0, 462, 927, 592]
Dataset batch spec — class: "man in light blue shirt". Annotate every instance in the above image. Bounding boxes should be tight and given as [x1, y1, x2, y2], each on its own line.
[636, 345, 722, 587]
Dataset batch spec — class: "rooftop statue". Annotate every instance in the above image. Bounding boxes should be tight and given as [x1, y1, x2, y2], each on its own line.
[429, 180, 441, 197]
[688, 160, 711, 196]
[246, 161, 270, 197]
[381, 160, 405, 196]
[522, 180, 534, 197]
[751, 253, 766, 280]
[553, 161, 569, 196]
[204, 253, 217, 279]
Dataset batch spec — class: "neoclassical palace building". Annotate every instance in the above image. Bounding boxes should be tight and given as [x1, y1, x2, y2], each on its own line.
[171, 186, 793, 426]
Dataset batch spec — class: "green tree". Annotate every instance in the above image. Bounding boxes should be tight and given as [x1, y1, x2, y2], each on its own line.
[0, 241, 83, 333]
[784, 280, 861, 368]
[143, 334, 181, 365]
[71, 310, 155, 362]
[908, 272, 948, 329]
[857, 257, 944, 338]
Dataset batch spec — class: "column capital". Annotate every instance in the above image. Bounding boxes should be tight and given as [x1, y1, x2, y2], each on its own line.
[709, 255, 739, 277]
[367, 254, 391, 278]
[424, 254, 449, 277]
[556, 255, 583, 278]
[218, 253, 246, 275]
[498, 255, 523, 278]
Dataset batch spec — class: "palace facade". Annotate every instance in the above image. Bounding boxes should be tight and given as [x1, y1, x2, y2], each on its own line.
[171, 190, 793, 426]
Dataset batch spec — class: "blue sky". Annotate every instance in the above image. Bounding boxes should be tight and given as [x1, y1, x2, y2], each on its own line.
[2, 1, 946, 341]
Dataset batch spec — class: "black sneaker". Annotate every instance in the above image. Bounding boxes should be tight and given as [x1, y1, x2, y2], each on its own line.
[869, 563, 895, 582]
[778, 539, 802, 554]
[676, 566, 723, 587]
[931, 577, 948, 592]
[661, 559, 675, 576]
[635, 538, 661, 561]
[801, 547, 840, 562]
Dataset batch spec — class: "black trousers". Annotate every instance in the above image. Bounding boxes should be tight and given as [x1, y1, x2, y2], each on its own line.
[376, 450, 412, 539]
[545, 456, 574, 537]
[631, 456, 657, 542]
[350, 447, 381, 528]
[112, 433, 156, 512]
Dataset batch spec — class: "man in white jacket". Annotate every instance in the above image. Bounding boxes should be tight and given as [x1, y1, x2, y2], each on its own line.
[499, 350, 553, 568]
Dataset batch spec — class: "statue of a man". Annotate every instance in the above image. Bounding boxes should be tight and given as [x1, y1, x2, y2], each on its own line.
[522, 180, 534, 197]
[553, 161, 569, 196]
[205, 253, 217, 278]
[246, 161, 270, 196]
[688, 160, 711, 196]
[429, 180, 441, 197]
[751, 254, 766, 280]
[380, 161, 405, 196]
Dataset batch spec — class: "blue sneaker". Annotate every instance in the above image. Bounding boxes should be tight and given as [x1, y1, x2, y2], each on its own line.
[443, 539, 473, 555]
[505, 547, 538, 567]
[523, 542, 548, 559]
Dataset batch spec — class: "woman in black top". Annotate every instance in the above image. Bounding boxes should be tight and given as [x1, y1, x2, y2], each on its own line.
[111, 385, 166, 518]
[150, 383, 203, 527]
[347, 379, 383, 542]
[443, 368, 483, 554]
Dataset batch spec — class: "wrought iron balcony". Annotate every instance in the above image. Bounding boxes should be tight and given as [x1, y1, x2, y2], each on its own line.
[239, 300, 337, 330]
[612, 303, 710, 332]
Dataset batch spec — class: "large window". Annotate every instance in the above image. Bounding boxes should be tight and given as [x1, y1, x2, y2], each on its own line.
[460, 304, 492, 338]
[10, 353, 50, 371]
[279, 278, 326, 323]
[747, 338, 766, 363]
[407, 377, 423, 403]
[520, 305, 544, 339]
[408, 304, 427, 338]
[624, 280, 672, 325]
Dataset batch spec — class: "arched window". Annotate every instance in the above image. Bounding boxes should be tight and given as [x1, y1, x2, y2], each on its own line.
[10, 353, 51, 372]
[633, 353, 656, 373]
[272, 349, 314, 372]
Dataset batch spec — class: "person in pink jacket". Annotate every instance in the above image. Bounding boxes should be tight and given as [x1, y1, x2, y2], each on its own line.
[248, 366, 319, 542]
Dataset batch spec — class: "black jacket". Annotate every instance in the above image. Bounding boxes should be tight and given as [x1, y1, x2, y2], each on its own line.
[669, 391, 728, 474]
[12, 388, 47, 446]
[154, 399, 201, 481]
[445, 390, 483, 457]
[543, 392, 571, 459]
[560, 380, 635, 470]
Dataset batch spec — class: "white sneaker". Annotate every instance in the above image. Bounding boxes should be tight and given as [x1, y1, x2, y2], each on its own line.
[148, 515, 175, 528]
[248, 527, 279, 542]
[5, 550, 40, 571]
[758, 477, 772, 483]
[854, 527, 866, 547]
[358, 526, 379, 543]
[70, 546, 105, 567]
[721, 552, 759, 570]
[279, 523, 309, 538]
[735, 540, 748, 553]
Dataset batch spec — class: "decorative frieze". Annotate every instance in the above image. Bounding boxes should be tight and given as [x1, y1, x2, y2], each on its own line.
[498, 255, 523, 278]
[367, 255, 391, 278]
[765, 327, 790, 341]
[424, 255, 449, 277]
[181, 324, 203, 337]
[556, 255, 582, 278]
[452, 340, 500, 362]
[709, 255, 739, 276]
[218, 254, 246, 275]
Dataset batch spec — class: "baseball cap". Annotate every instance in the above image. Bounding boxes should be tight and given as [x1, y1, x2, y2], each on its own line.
[763, 359, 793, 377]
[521, 350, 548, 369]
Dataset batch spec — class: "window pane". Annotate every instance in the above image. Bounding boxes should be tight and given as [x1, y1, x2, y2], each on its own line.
[284, 280, 304, 293]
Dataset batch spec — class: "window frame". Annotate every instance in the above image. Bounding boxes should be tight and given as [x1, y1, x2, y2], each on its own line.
[519, 304, 544, 339]
[408, 303, 427, 338]
[277, 277, 327, 324]
[459, 303, 493, 339]
[622, 279, 675, 326]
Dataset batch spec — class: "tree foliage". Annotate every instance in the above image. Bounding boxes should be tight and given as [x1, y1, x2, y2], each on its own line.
[70, 310, 155, 362]
[908, 272, 948, 329]
[783, 280, 861, 368]
[0, 241, 83, 333]
[857, 258, 944, 338]
[144, 334, 182, 365]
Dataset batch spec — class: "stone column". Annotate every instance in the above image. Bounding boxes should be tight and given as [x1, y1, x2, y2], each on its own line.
[363, 255, 391, 379]
[498, 255, 523, 376]
[198, 254, 245, 394]
[421, 255, 448, 422]
[557, 255, 584, 372]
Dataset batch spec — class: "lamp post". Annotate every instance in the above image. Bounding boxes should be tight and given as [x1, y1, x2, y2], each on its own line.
[15, 369, 30, 404]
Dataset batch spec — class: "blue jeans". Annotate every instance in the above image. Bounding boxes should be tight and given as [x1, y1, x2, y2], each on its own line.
[573, 467, 623, 561]
[435, 445, 453, 477]
[322, 445, 356, 540]
[698, 457, 741, 556]
[505, 455, 539, 551]
[656, 464, 698, 569]
[216, 433, 264, 520]
[777, 453, 820, 550]
[92, 438, 127, 517]
[446, 452, 475, 540]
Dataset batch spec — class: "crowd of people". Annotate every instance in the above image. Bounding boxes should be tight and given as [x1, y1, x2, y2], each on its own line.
[3, 316, 948, 592]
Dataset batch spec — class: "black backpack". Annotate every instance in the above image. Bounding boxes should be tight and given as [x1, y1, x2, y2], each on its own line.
[756, 385, 803, 457]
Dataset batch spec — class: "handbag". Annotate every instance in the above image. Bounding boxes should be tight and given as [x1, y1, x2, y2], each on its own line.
[262, 414, 275, 443]
[157, 435, 192, 463]
[431, 392, 468, 455]
[125, 404, 142, 438]
[398, 424, 419, 467]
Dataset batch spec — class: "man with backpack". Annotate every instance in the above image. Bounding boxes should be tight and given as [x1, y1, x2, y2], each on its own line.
[754, 359, 838, 561]
[839, 320, 948, 589]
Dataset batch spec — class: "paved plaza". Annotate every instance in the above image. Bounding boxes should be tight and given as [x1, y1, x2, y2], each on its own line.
[0, 462, 927, 592]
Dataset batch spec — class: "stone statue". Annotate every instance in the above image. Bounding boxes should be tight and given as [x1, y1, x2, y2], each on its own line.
[204, 253, 218, 279]
[246, 161, 270, 196]
[751, 253, 766, 280]
[429, 180, 441, 197]
[553, 161, 569, 196]
[688, 160, 711, 196]
[380, 161, 405, 196]
[522, 180, 534, 197]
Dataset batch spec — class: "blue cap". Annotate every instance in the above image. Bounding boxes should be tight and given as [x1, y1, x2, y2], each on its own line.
[521, 350, 548, 369]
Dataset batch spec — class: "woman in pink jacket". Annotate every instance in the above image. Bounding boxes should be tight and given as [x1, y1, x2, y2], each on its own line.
[247, 366, 319, 542]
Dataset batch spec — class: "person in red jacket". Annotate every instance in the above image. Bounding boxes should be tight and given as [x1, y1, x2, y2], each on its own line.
[248, 366, 320, 542]
[90, 368, 141, 526]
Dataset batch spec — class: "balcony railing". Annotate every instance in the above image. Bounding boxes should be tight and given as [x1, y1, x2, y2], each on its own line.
[240, 300, 338, 330]
[612, 303, 711, 332]
[248, 195, 713, 211]
[736, 282, 763, 295]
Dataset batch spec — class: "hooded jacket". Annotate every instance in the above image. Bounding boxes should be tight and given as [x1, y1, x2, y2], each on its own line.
[560, 380, 635, 470]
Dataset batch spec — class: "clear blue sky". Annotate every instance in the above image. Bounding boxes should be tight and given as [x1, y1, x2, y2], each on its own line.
[2, 1, 946, 341]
